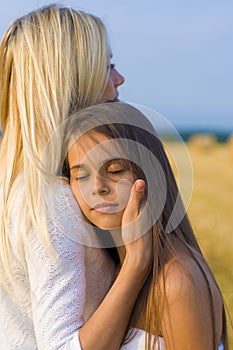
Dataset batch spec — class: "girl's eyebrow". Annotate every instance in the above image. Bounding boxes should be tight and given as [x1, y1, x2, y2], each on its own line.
[70, 157, 124, 173]
[70, 164, 84, 172]
[101, 157, 125, 166]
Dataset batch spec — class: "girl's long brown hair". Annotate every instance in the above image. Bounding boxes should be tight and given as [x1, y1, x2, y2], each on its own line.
[64, 102, 228, 350]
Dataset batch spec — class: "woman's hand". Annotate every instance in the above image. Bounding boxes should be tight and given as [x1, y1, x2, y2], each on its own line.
[121, 179, 153, 276]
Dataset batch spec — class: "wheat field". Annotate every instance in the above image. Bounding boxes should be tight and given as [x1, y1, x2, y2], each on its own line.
[169, 137, 233, 347]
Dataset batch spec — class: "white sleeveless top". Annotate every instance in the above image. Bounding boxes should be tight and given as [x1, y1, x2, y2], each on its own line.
[120, 329, 224, 350]
[121, 329, 166, 350]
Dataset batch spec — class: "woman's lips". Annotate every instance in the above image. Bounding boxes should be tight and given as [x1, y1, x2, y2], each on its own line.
[93, 203, 119, 213]
[105, 96, 120, 103]
[105, 99, 119, 103]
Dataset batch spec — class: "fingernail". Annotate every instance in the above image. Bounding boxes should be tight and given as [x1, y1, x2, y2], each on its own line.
[135, 180, 144, 191]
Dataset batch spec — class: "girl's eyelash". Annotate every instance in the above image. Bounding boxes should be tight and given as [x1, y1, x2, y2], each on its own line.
[107, 166, 126, 174]
[107, 169, 123, 174]
[76, 175, 89, 181]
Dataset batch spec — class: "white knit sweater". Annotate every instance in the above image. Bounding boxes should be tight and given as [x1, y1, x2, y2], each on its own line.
[0, 184, 115, 350]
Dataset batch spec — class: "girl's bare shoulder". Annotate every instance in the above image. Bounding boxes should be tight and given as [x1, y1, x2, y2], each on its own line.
[162, 254, 219, 304]
[160, 254, 223, 347]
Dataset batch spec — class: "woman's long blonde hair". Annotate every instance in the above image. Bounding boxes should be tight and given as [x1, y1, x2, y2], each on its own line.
[0, 3, 110, 289]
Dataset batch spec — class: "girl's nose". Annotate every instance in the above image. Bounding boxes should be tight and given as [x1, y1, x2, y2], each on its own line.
[92, 173, 110, 195]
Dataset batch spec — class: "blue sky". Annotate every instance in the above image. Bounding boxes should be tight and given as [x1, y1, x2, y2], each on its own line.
[1, 0, 232, 130]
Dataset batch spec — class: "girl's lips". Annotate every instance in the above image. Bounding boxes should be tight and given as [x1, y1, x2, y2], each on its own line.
[93, 203, 118, 213]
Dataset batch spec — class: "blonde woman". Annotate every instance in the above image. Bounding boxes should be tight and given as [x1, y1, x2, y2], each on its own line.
[64, 102, 228, 350]
[0, 4, 152, 349]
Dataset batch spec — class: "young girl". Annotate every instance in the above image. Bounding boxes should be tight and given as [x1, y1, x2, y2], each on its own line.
[64, 102, 228, 350]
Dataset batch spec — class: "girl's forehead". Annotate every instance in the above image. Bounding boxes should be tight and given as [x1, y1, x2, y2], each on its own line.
[70, 131, 126, 164]
[79, 130, 111, 145]
[75, 131, 112, 154]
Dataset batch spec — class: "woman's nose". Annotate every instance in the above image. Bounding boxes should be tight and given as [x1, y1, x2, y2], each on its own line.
[114, 68, 125, 87]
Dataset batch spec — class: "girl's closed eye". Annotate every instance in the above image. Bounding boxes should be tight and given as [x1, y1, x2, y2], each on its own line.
[70, 167, 90, 181]
[76, 173, 89, 181]
[105, 159, 129, 177]
[76, 168, 90, 181]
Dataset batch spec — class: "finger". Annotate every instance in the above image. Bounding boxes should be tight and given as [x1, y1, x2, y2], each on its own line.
[123, 179, 145, 223]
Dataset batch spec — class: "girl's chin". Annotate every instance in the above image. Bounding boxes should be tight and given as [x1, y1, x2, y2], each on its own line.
[94, 225, 121, 232]
[90, 218, 122, 232]
[99, 226, 121, 232]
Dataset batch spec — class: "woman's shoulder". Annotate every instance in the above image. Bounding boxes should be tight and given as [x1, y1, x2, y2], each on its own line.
[47, 180, 81, 220]
[47, 178, 80, 211]
[47, 180, 100, 246]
